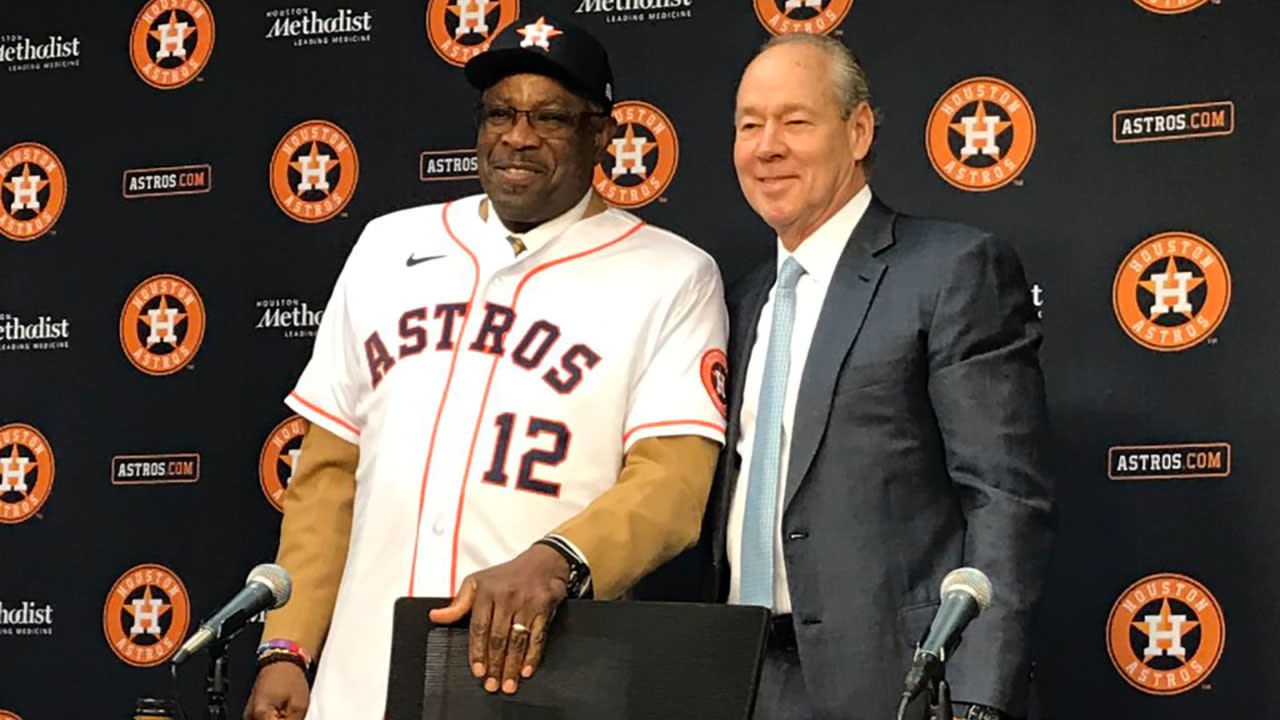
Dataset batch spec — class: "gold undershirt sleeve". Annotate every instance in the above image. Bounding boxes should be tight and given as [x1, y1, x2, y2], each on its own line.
[552, 435, 719, 600]
[260, 423, 358, 658]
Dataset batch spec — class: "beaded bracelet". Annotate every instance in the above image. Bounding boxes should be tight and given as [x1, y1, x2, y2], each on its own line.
[256, 639, 313, 673]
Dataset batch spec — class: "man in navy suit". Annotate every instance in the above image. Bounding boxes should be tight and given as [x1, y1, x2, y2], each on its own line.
[698, 33, 1054, 720]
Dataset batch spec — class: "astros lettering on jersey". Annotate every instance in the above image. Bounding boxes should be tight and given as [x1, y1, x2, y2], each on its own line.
[284, 192, 728, 719]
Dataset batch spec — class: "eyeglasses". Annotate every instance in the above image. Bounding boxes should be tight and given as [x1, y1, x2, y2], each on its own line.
[475, 104, 609, 138]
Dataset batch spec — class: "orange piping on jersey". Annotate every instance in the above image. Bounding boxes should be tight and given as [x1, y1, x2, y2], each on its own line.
[509, 221, 646, 302]
[289, 390, 361, 437]
[447, 218, 647, 595]
[622, 419, 726, 446]
[407, 200, 481, 597]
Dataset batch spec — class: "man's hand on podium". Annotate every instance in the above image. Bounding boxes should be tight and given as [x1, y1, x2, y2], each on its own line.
[243, 662, 309, 720]
[429, 544, 571, 695]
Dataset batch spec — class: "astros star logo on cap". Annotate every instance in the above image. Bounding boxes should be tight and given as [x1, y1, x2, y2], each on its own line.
[517, 16, 561, 51]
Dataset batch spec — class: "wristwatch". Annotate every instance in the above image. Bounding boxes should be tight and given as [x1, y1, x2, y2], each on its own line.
[953, 704, 1004, 720]
[535, 535, 593, 598]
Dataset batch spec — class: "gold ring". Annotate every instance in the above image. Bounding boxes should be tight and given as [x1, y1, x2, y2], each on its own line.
[511, 623, 530, 634]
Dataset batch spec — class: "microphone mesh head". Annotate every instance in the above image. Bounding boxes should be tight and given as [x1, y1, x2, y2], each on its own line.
[940, 567, 993, 611]
[247, 563, 292, 609]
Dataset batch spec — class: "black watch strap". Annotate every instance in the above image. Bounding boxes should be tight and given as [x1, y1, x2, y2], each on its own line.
[955, 704, 1005, 720]
[534, 535, 593, 598]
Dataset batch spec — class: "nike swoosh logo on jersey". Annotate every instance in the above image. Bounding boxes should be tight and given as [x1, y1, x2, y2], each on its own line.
[406, 253, 446, 267]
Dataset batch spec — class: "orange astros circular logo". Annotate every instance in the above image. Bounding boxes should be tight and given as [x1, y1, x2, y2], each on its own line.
[1134, 0, 1210, 14]
[594, 101, 679, 209]
[0, 710, 23, 720]
[926, 77, 1036, 192]
[259, 415, 308, 512]
[1107, 573, 1224, 695]
[104, 564, 191, 667]
[130, 0, 216, 89]
[754, 0, 853, 35]
[1, 142, 67, 242]
[120, 274, 207, 375]
[700, 349, 728, 419]
[271, 120, 359, 223]
[426, 0, 520, 68]
[0, 423, 55, 525]
[1113, 231, 1230, 352]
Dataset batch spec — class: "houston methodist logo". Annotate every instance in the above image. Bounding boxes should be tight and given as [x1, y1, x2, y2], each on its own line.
[119, 274, 207, 375]
[103, 564, 191, 667]
[927, 77, 1036, 192]
[1107, 573, 1224, 695]
[754, 0, 854, 35]
[1, 142, 67, 242]
[1134, 0, 1211, 14]
[260, 415, 308, 512]
[0, 423, 55, 525]
[425, 0, 520, 67]
[130, 0, 216, 89]
[271, 120, 359, 223]
[1113, 231, 1230, 352]
[594, 101, 679, 209]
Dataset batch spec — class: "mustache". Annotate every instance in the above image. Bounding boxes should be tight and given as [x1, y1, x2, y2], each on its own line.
[486, 154, 549, 173]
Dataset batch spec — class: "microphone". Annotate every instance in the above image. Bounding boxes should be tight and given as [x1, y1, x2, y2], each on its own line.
[171, 563, 291, 665]
[899, 568, 994, 707]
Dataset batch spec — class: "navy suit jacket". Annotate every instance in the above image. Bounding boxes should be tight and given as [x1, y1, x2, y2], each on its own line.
[644, 197, 1054, 720]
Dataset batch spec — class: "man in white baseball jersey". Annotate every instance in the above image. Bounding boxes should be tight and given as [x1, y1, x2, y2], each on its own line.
[243, 16, 729, 720]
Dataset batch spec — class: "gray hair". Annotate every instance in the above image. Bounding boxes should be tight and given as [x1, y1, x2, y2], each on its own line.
[750, 33, 879, 169]
[757, 33, 874, 120]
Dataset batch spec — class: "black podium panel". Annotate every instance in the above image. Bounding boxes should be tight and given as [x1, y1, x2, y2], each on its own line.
[387, 598, 768, 720]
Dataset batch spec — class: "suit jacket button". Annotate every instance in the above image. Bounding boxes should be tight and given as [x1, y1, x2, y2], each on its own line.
[786, 531, 809, 540]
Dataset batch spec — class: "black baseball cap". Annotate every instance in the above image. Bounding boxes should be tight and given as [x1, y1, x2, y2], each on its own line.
[464, 16, 614, 110]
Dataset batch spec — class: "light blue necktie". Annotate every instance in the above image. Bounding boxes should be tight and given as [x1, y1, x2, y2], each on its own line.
[740, 256, 805, 608]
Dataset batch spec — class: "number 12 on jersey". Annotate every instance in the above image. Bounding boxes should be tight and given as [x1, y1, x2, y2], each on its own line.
[482, 413, 569, 497]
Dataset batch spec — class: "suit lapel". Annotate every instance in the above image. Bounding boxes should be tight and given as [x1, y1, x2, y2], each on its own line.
[725, 267, 774, 457]
[784, 198, 895, 510]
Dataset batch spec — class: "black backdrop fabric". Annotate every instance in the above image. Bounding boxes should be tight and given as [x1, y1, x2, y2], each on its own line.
[2, 1, 1277, 718]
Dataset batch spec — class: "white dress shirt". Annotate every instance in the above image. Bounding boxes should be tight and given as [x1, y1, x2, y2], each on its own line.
[728, 185, 873, 612]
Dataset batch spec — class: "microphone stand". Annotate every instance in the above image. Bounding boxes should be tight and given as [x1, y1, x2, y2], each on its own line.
[205, 636, 230, 720]
[896, 647, 955, 720]
[929, 677, 954, 720]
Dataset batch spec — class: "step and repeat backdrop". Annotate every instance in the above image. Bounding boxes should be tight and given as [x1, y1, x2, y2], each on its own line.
[2, 0, 1276, 718]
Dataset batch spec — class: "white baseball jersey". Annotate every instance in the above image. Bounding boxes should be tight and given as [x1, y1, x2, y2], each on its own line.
[283, 192, 728, 720]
